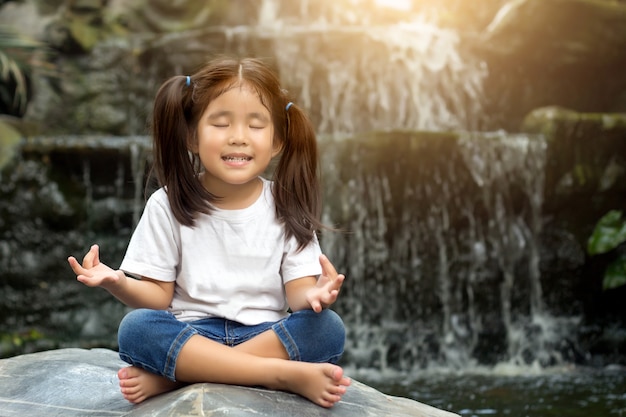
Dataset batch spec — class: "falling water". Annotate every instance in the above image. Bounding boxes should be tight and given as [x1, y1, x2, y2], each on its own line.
[219, 0, 490, 133]
[456, 132, 576, 368]
[317, 131, 584, 373]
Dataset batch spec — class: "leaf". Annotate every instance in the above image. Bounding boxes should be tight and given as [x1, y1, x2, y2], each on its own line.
[602, 255, 626, 290]
[0, 119, 22, 169]
[587, 210, 626, 255]
[69, 19, 100, 52]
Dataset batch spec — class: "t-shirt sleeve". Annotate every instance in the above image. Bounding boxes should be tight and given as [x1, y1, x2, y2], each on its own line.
[119, 189, 179, 282]
[280, 232, 323, 283]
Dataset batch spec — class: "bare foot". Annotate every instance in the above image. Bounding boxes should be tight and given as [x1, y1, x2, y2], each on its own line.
[117, 366, 182, 403]
[118, 361, 350, 408]
[271, 362, 351, 408]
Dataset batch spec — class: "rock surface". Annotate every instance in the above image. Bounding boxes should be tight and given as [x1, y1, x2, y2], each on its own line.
[0, 348, 459, 417]
[479, 0, 626, 129]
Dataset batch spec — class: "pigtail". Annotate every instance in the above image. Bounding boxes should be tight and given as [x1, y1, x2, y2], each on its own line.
[273, 102, 324, 250]
[148, 57, 325, 238]
[151, 75, 213, 226]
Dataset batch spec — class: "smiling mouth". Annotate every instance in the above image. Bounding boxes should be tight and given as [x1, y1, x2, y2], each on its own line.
[222, 156, 252, 162]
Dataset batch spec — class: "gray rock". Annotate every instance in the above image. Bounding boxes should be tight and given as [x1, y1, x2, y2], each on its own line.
[0, 348, 459, 417]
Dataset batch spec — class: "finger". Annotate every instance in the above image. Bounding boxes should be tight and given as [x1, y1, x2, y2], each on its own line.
[325, 290, 339, 304]
[77, 275, 104, 288]
[323, 274, 344, 293]
[82, 244, 100, 269]
[68, 256, 88, 276]
[91, 244, 100, 266]
[76, 274, 93, 286]
[319, 254, 338, 279]
[82, 248, 94, 269]
[77, 271, 119, 288]
[310, 299, 322, 313]
[317, 290, 339, 310]
[332, 274, 345, 291]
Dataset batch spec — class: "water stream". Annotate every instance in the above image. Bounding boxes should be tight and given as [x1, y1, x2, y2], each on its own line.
[365, 367, 626, 416]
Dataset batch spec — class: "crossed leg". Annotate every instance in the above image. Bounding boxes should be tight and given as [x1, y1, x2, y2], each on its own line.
[118, 329, 351, 408]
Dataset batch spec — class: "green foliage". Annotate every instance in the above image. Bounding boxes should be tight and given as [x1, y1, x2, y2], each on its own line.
[0, 329, 44, 358]
[587, 210, 626, 290]
[0, 118, 21, 168]
[68, 19, 101, 52]
[603, 256, 626, 290]
[587, 210, 626, 255]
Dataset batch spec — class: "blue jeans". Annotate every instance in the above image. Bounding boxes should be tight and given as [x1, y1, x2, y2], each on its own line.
[117, 309, 346, 381]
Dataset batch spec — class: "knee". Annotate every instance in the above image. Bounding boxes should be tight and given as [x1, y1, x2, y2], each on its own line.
[316, 309, 346, 341]
[314, 310, 346, 361]
[117, 309, 161, 349]
[285, 309, 346, 363]
[320, 309, 346, 357]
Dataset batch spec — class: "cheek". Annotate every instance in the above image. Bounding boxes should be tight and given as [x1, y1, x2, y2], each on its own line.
[198, 140, 221, 156]
[196, 128, 223, 150]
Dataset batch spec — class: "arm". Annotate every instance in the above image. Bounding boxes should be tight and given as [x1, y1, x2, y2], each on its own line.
[285, 254, 345, 313]
[68, 244, 174, 310]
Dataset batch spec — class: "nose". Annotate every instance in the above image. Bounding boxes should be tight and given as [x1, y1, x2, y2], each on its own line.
[228, 124, 247, 145]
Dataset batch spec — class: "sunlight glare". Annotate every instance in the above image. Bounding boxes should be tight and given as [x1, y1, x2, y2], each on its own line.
[373, 0, 412, 11]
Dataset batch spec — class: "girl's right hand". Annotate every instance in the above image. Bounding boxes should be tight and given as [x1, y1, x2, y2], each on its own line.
[67, 244, 125, 289]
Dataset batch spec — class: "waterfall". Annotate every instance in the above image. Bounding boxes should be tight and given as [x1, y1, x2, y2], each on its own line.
[317, 131, 579, 373]
[222, 0, 490, 134]
[457, 132, 568, 368]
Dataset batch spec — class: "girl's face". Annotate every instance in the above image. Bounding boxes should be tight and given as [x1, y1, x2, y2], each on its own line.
[192, 84, 280, 195]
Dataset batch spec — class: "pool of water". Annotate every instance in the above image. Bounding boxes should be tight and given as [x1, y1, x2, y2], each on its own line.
[357, 365, 626, 417]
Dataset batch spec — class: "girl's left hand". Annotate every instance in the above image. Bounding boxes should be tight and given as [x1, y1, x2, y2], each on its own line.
[306, 254, 345, 313]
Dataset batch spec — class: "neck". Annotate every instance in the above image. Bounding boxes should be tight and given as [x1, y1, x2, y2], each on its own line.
[203, 176, 263, 210]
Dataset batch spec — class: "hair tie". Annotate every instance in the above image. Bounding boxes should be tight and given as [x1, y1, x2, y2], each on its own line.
[285, 102, 293, 111]
[185, 76, 191, 87]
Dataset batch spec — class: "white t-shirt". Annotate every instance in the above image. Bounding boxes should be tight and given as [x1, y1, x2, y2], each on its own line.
[119, 178, 322, 325]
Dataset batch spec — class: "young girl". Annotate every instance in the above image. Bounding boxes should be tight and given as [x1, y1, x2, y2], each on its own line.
[67, 57, 350, 408]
